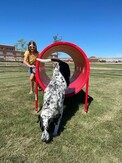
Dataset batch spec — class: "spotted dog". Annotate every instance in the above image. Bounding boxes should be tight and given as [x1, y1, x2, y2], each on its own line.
[37, 58, 70, 143]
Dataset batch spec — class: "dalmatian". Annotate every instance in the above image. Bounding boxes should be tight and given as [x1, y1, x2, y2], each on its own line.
[37, 58, 70, 143]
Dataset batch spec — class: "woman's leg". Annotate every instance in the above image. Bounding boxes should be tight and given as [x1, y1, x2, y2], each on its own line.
[29, 73, 35, 94]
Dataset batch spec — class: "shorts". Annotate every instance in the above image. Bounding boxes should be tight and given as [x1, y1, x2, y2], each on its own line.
[29, 67, 36, 74]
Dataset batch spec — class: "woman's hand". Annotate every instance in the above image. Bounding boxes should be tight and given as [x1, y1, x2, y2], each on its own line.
[30, 65, 35, 68]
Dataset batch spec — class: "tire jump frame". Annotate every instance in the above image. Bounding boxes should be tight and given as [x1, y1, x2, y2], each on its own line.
[35, 41, 90, 112]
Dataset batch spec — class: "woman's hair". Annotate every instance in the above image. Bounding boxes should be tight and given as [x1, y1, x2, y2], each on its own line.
[28, 40, 38, 53]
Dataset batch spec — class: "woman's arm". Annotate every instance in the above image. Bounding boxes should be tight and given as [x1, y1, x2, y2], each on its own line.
[23, 55, 35, 68]
[23, 55, 31, 67]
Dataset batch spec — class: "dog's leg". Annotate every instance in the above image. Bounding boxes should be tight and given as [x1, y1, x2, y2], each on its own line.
[53, 106, 64, 136]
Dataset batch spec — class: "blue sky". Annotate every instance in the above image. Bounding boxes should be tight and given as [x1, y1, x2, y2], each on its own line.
[0, 0, 122, 58]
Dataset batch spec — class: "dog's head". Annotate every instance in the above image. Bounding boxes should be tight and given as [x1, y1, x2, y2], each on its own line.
[38, 111, 61, 143]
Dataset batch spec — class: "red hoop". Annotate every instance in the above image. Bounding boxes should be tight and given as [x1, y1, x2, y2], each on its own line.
[35, 41, 90, 112]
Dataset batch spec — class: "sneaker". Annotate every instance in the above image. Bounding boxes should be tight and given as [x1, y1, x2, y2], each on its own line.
[38, 87, 42, 91]
[29, 91, 33, 95]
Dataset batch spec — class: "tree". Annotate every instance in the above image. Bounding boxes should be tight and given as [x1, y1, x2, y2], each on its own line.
[52, 34, 62, 58]
[14, 39, 27, 51]
[53, 34, 62, 42]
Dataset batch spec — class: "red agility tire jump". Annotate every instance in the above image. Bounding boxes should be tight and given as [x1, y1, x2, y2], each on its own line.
[36, 41, 90, 112]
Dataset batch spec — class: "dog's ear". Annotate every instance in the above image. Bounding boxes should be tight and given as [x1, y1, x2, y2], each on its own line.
[37, 115, 44, 131]
[48, 118, 55, 133]
[37, 115, 41, 123]
[40, 117, 44, 131]
[53, 114, 61, 124]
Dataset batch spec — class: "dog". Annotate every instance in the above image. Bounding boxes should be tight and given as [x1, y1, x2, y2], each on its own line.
[37, 58, 70, 143]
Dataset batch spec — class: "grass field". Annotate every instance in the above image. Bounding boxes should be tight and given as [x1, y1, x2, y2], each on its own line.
[0, 63, 122, 163]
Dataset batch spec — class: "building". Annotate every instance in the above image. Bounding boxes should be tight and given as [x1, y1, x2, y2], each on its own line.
[88, 56, 100, 62]
[0, 44, 24, 61]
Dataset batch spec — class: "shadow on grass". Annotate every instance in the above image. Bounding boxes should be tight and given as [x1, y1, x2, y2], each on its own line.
[59, 90, 93, 133]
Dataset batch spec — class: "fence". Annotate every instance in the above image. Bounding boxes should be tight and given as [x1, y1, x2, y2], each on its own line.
[0, 50, 24, 62]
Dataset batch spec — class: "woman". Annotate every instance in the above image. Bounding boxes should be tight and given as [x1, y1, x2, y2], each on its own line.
[23, 40, 39, 94]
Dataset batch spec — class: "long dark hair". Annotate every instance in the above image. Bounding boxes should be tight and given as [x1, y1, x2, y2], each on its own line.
[28, 40, 39, 53]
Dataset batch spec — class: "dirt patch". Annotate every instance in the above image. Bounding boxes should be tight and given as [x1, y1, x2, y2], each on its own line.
[90, 67, 122, 70]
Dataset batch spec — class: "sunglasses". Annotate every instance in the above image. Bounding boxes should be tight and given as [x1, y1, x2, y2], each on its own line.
[29, 46, 36, 49]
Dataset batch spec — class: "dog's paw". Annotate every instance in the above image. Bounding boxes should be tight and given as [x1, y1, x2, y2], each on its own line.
[53, 132, 58, 137]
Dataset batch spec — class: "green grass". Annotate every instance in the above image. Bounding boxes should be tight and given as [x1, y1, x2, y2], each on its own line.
[0, 64, 122, 163]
